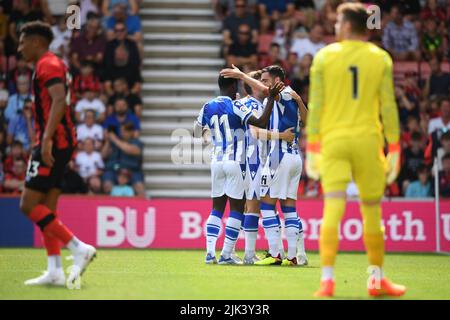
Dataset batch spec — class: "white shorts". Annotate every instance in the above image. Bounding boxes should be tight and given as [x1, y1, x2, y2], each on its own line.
[260, 153, 302, 200]
[211, 160, 247, 199]
[245, 162, 262, 200]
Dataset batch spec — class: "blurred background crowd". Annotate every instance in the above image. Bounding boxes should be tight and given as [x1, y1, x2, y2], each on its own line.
[214, 0, 450, 198]
[0, 0, 145, 197]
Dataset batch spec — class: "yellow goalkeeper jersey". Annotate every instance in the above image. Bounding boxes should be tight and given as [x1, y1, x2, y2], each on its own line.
[306, 40, 399, 145]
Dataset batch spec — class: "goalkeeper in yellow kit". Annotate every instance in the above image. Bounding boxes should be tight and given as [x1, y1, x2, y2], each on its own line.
[306, 2, 406, 297]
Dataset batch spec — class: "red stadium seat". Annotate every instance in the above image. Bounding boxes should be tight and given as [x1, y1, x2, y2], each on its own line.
[393, 61, 418, 85]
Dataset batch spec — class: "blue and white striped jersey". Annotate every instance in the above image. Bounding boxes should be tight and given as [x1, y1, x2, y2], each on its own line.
[265, 86, 301, 165]
[240, 95, 267, 169]
[197, 96, 252, 162]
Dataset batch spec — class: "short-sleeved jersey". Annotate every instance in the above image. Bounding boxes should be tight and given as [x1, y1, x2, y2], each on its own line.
[33, 51, 76, 149]
[307, 40, 399, 145]
[265, 86, 301, 164]
[197, 96, 252, 162]
[239, 95, 266, 168]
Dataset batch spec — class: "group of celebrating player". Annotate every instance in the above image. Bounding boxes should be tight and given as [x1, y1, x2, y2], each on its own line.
[196, 65, 309, 267]
[197, 2, 407, 297]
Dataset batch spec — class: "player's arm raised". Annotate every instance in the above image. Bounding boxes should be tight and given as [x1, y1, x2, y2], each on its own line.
[379, 53, 401, 185]
[288, 90, 308, 126]
[251, 126, 295, 142]
[305, 50, 325, 180]
[220, 64, 269, 96]
[247, 81, 284, 128]
[41, 82, 67, 167]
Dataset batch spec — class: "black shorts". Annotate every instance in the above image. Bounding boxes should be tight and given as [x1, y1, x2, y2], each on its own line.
[25, 146, 74, 193]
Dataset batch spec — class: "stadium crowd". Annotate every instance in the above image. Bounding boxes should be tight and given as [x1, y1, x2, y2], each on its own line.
[0, 0, 145, 197]
[215, 0, 450, 198]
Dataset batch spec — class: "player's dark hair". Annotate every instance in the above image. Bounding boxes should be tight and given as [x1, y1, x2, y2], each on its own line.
[218, 75, 237, 92]
[337, 2, 369, 36]
[20, 21, 54, 44]
[244, 70, 262, 96]
[261, 65, 285, 82]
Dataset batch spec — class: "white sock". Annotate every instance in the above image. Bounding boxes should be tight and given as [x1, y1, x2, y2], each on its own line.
[261, 205, 280, 257]
[297, 230, 306, 256]
[245, 231, 257, 257]
[206, 214, 222, 255]
[322, 266, 334, 280]
[66, 236, 85, 254]
[47, 255, 62, 273]
[221, 215, 243, 259]
[284, 211, 299, 260]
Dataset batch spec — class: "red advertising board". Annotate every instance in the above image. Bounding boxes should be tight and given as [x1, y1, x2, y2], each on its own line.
[33, 196, 450, 253]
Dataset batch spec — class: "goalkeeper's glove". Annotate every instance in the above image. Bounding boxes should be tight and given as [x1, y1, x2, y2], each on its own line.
[306, 142, 321, 181]
[386, 142, 401, 185]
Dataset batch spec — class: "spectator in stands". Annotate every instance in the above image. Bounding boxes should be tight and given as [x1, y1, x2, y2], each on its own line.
[0, 75, 8, 122]
[420, 0, 446, 31]
[222, 0, 258, 56]
[431, 131, 450, 172]
[61, 159, 89, 194]
[3, 157, 26, 194]
[290, 23, 325, 62]
[77, 109, 104, 149]
[3, 140, 26, 173]
[421, 19, 447, 61]
[258, 0, 295, 34]
[437, 153, 450, 197]
[382, 5, 420, 61]
[40, 0, 72, 24]
[4, 75, 30, 123]
[405, 165, 432, 198]
[73, 60, 102, 100]
[216, 0, 258, 18]
[75, 137, 104, 190]
[102, 0, 139, 17]
[103, 97, 140, 137]
[7, 0, 43, 52]
[79, 0, 101, 26]
[259, 42, 288, 70]
[292, 0, 317, 30]
[428, 97, 450, 134]
[70, 13, 106, 72]
[0, 4, 8, 41]
[401, 115, 424, 149]
[7, 54, 32, 94]
[291, 53, 312, 101]
[423, 57, 450, 99]
[390, 0, 421, 19]
[110, 168, 135, 197]
[398, 131, 425, 193]
[0, 123, 6, 162]
[103, 22, 142, 96]
[6, 97, 33, 151]
[107, 77, 143, 118]
[396, 84, 419, 125]
[101, 122, 145, 197]
[105, 3, 142, 45]
[320, 0, 341, 35]
[75, 85, 106, 123]
[50, 15, 73, 63]
[227, 23, 258, 71]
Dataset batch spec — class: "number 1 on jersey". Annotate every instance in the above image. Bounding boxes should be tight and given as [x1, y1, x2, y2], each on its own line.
[349, 66, 358, 99]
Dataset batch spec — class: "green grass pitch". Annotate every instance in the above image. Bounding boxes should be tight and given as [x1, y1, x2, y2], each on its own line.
[0, 248, 449, 300]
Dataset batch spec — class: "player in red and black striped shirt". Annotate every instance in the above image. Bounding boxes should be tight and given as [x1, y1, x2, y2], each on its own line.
[18, 21, 96, 287]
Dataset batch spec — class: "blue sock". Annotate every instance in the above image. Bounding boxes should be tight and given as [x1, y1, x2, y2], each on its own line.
[221, 211, 244, 258]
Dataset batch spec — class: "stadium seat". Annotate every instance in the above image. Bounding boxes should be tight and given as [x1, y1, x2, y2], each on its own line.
[257, 33, 274, 54]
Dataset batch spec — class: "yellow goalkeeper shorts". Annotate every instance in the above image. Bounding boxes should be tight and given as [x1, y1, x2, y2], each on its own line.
[320, 134, 387, 201]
